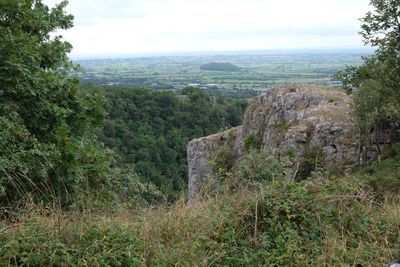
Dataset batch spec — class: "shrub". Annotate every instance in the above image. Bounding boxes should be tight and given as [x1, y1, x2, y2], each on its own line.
[1, 174, 400, 266]
[359, 146, 400, 195]
[212, 147, 235, 174]
[296, 145, 323, 181]
[243, 134, 262, 151]
[284, 147, 297, 159]
[138, 177, 400, 266]
[234, 150, 284, 183]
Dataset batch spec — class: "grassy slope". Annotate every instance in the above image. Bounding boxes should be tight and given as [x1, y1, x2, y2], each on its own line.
[1, 156, 400, 266]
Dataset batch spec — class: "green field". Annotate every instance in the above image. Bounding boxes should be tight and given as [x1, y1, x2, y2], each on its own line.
[75, 51, 367, 97]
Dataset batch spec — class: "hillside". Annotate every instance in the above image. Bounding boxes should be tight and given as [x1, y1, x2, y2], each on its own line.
[200, 62, 241, 72]
[96, 86, 246, 197]
[2, 0, 400, 266]
[1, 147, 400, 266]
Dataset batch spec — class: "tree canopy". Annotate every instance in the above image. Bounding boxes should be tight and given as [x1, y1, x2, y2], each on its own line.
[0, 0, 157, 207]
[335, 0, 400, 159]
[96, 86, 247, 198]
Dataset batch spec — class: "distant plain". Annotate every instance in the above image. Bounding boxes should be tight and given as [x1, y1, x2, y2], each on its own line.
[75, 51, 368, 97]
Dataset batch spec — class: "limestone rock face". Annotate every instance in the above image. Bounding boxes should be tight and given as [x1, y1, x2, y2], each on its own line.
[187, 126, 242, 204]
[187, 85, 360, 203]
[242, 84, 358, 164]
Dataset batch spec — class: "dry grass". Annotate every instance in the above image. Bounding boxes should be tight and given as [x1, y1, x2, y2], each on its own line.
[1, 177, 400, 266]
[320, 195, 400, 266]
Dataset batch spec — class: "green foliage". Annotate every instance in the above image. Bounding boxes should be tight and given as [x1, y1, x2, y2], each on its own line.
[71, 160, 162, 211]
[2, 173, 400, 266]
[96, 86, 246, 198]
[332, 65, 360, 94]
[90, 86, 246, 198]
[296, 145, 323, 181]
[234, 150, 284, 183]
[0, 1, 159, 207]
[335, 0, 400, 159]
[284, 147, 296, 159]
[335, 0, 400, 94]
[0, 0, 94, 204]
[220, 178, 398, 266]
[170, 170, 399, 266]
[201, 150, 285, 199]
[352, 76, 387, 158]
[243, 134, 262, 151]
[212, 147, 235, 174]
[360, 0, 400, 56]
[0, 212, 143, 266]
[381, 142, 400, 160]
[3, 1, 400, 265]
[359, 143, 400, 194]
[0, 112, 54, 202]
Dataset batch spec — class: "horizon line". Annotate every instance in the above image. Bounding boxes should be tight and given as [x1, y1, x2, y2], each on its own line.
[70, 47, 374, 61]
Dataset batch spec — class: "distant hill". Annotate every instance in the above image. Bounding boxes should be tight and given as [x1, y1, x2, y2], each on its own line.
[200, 62, 241, 72]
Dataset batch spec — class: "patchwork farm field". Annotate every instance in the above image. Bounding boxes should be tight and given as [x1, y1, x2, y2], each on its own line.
[75, 51, 367, 97]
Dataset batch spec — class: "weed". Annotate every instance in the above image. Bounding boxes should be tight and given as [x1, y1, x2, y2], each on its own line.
[243, 134, 262, 152]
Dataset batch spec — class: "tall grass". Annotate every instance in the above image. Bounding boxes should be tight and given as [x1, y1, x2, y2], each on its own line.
[1, 174, 400, 266]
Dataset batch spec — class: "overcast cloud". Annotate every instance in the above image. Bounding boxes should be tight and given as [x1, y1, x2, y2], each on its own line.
[43, 0, 371, 57]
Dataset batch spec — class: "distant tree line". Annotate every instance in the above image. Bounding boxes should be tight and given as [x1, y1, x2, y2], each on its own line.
[200, 62, 241, 72]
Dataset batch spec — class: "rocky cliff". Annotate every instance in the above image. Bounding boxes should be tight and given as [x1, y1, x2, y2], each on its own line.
[187, 84, 361, 203]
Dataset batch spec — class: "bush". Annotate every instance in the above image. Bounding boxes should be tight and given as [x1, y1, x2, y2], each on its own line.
[296, 145, 323, 181]
[0, 0, 124, 207]
[243, 134, 262, 151]
[210, 178, 400, 266]
[0, 112, 54, 205]
[359, 144, 400, 195]
[235, 150, 284, 182]
[1, 173, 400, 266]
[72, 164, 162, 211]
[211, 147, 235, 175]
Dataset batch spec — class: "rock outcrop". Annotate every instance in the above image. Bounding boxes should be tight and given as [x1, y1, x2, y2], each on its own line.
[187, 84, 361, 203]
[187, 126, 243, 203]
[242, 84, 358, 161]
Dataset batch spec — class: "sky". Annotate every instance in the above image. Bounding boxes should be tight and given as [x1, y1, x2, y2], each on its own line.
[43, 0, 372, 58]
